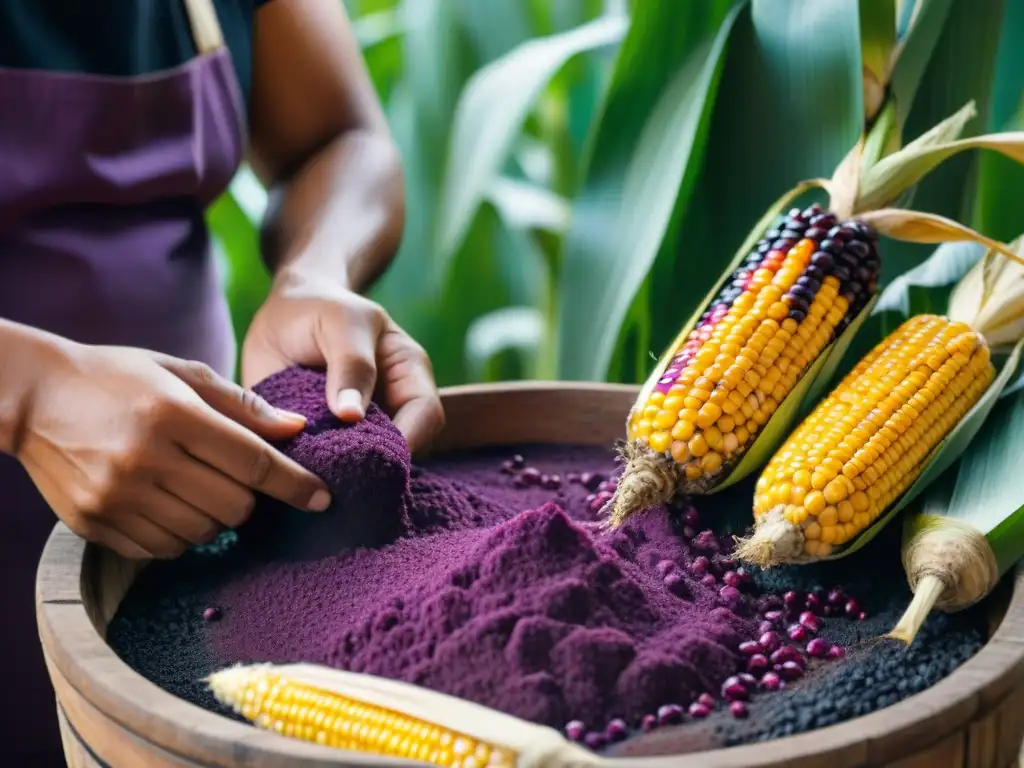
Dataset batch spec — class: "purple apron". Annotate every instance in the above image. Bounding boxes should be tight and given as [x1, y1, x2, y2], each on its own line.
[0, 1, 244, 762]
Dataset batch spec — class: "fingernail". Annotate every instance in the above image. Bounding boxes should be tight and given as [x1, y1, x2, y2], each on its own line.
[307, 489, 331, 512]
[336, 389, 365, 419]
[275, 407, 307, 426]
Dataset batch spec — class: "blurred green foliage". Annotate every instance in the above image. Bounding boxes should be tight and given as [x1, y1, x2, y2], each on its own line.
[211, 0, 1024, 387]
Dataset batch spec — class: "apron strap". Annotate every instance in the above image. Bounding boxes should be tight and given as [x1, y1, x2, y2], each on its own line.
[182, 0, 226, 55]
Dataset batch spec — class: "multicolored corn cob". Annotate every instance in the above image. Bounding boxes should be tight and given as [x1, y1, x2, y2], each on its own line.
[736, 314, 995, 566]
[611, 204, 882, 527]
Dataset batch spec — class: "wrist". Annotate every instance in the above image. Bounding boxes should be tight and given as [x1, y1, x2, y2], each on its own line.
[270, 264, 353, 299]
[0, 321, 77, 456]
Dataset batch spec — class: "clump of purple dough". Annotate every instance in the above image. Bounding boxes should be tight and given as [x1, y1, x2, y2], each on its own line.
[246, 366, 413, 555]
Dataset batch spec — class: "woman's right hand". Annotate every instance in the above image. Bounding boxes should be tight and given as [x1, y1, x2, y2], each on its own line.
[15, 340, 331, 560]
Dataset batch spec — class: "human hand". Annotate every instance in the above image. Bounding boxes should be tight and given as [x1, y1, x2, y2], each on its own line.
[16, 342, 331, 560]
[241, 274, 444, 454]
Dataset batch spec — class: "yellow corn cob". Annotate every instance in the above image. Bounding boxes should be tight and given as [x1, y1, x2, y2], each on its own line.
[735, 314, 994, 566]
[207, 663, 596, 767]
[609, 207, 882, 527]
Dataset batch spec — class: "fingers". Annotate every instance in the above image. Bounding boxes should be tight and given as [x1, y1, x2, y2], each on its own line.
[391, 369, 445, 455]
[176, 410, 331, 512]
[161, 451, 256, 529]
[88, 522, 154, 560]
[141, 489, 222, 547]
[158, 356, 308, 440]
[320, 303, 387, 422]
[107, 514, 191, 560]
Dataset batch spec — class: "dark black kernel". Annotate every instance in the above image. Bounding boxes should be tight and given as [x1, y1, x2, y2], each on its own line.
[837, 252, 859, 269]
[833, 265, 852, 282]
[787, 309, 807, 323]
[820, 239, 843, 256]
[826, 225, 847, 240]
[789, 285, 814, 301]
[809, 213, 836, 228]
[786, 295, 810, 313]
[804, 265, 824, 281]
[784, 219, 808, 233]
[772, 238, 796, 252]
[810, 252, 835, 272]
[845, 240, 871, 258]
[757, 241, 772, 253]
[780, 229, 804, 240]
[854, 266, 873, 283]
[765, 228, 781, 241]
[804, 227, 827, 241]
[847, 281, 864, 297]
[795, 276, 821, 293]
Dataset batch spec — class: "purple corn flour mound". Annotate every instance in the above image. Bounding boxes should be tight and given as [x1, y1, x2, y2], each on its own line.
[213, 499, 753, 728]
[244, 367, 413, 555]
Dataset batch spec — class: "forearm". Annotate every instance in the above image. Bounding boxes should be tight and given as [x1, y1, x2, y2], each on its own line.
[0, 320, 71, 456]
[260, 130, 405, 293]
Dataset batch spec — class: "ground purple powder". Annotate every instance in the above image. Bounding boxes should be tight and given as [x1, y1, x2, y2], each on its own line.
[246, 367, 412, 555]
[205, 367, 756, 729]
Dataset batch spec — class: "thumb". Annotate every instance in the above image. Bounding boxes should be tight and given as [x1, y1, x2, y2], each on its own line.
[159, 357, 308, 439]
[321, 323, 380, 423]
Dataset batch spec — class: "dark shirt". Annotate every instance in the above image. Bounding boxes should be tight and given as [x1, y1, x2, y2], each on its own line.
[0, 1, 270, 106]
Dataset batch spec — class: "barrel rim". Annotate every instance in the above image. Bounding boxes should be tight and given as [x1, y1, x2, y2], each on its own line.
[35, 381, 1024, 767]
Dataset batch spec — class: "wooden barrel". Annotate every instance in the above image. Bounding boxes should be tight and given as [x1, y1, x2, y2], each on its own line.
[36, 382, 1024, 768]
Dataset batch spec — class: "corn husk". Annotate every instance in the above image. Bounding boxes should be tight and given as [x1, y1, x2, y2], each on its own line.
[207, 663, 600, 767]
[889, 239, 1024, 645]
[610, 102, 1024, 528]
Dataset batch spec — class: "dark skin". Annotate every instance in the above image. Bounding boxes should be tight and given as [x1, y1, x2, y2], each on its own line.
[0, 0, 442, 561]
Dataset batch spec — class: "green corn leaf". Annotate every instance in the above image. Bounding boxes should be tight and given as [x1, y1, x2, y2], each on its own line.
[465, 306, 544, 381]
[859, 0, 897, 119]
[878, 0, 1007, 281]
[916, 383, 1024, 576]
[555, 0, 741, 381]
[717, 294, 881, 492]
[436, 14, 628, 265]
[830, 339, 1023, 559]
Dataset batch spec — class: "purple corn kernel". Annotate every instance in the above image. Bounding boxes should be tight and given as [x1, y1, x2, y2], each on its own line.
[566, 472, 580, 483]
[589, 497, 606, 514]
[778, 661, 804, 681]
[804, 227, 827, 240]
[758, 621, 776, 637]
[759, 631, 782, 653]
[500, 460, 517, 474]
[694, 530, 718, 551]
[857, 611, 867, 621]
[722, 680, 749, 701]
[739, 641, 763, 656]
[723, 571, 742, 588]
[823, 605, 836, 618]
[597, 490, 614, 504]
[665, 573, 692, 598]
[701, 574, 717, 588]
[584, 731, 607, 750]
[520, 467, 542, 485]
[202, 607, 221, 622]
[730, 701, 749, 719]
[788, 624, 808, 643]
[738, 673, 758, 688]
[763, 609, 784, 624]
[735, 567, 750, 584]
[585, 493, 597, 504]
[690, 555, 711, 575]
[641, 714, 658, 732]
[783, 591, 803, 609]
[682, 507, 701, 528]
[605, 719, 628, 742]
[805, 593, 823, 614]
[565, 721, 586, 741]
[844, 598, 862, 618]
[657, 704, 684, 726]
[511, 454, 525, 468]
[827, 645, 846, 660]
[688, 703, 710, 719]
[747, 654, 770, 676]
[656, 559, 676, 576]
[807, 638, 831, 658]
[798, 611, 819, 633]
[697, 693, 716, 709]
[827, 588, 845, 606]
[719, 586, 742, 604]
[770, 646, 803, 666]
[682, 526, 696, 539]
[714, 555, 736, 571]
[760, 671, 782, 691]
[580, 472, 602, 491]
[598, 480, 615, 493]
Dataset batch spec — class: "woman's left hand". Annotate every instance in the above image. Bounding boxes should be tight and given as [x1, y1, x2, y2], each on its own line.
[241, 274, 444, 454]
